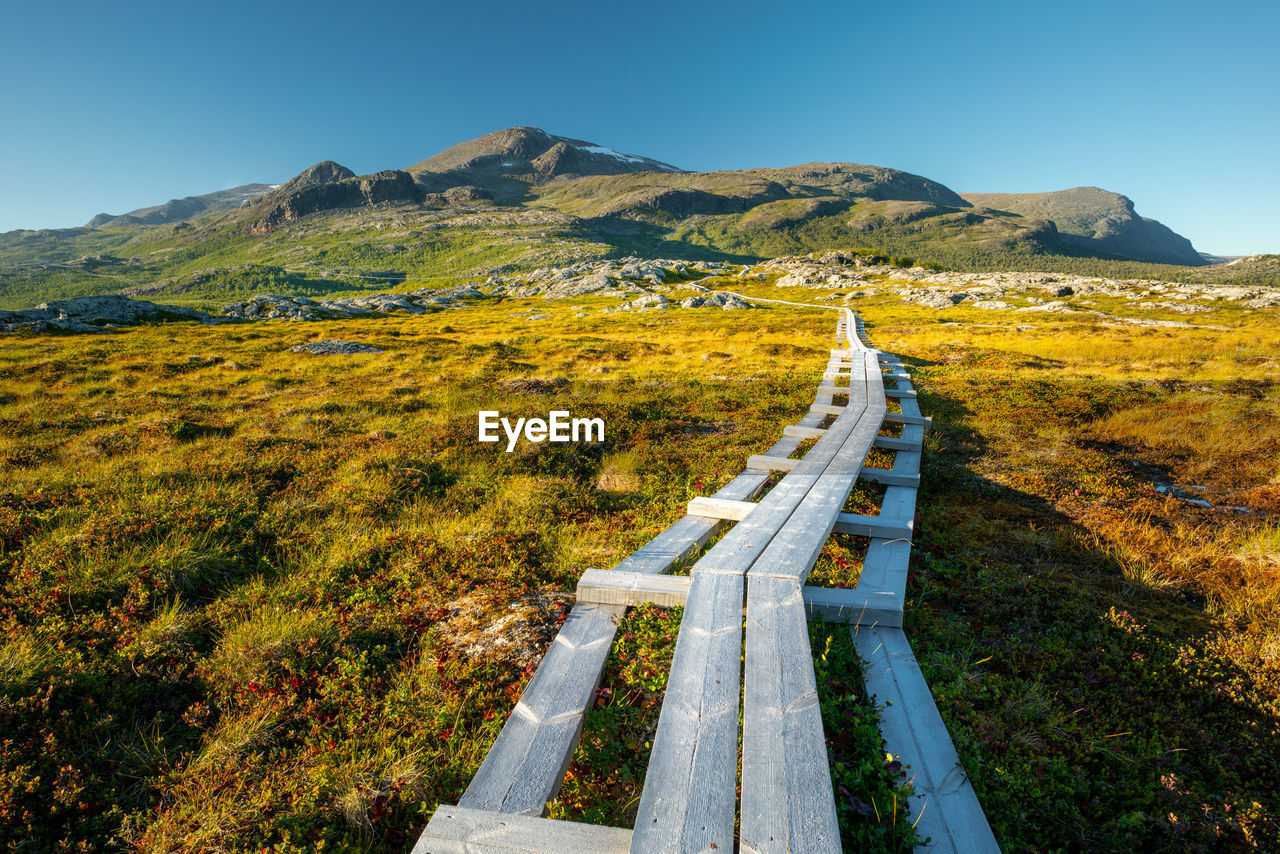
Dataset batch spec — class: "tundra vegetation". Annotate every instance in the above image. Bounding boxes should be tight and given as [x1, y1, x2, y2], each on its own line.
[0, 274, 1277, 853]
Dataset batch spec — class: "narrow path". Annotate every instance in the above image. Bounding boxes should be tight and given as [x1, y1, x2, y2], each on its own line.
[413, 305, 997, 853]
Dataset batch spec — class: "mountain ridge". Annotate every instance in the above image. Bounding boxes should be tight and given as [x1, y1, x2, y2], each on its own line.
[961, 187, 1203, 266]
[4, 125, 1250, 311]
[85, 183, 277, 229]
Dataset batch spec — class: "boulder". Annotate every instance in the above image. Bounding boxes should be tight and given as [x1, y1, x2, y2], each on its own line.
[290, 340, 385, 355]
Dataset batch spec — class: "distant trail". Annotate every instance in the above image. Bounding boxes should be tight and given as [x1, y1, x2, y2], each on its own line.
[412, 298, 998, 853]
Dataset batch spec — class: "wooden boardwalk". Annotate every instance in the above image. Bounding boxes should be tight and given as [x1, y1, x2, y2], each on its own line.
[414, 305, 998, 853]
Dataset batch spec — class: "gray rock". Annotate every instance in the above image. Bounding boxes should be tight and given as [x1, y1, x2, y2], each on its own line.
[290, 339, 385, 355]
[680, 291, 753, 310]
[0, 295, 220, 334]
[221, 283, 491, 321]
[617, 293, 669, 312]
[905, 291, 966, 309]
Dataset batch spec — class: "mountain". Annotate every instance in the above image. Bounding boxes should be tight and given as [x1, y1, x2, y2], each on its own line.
[407, 126, 682, 180]
[3, 126, 1249, 310]
[960, 187, 1204, 266]
[86, 183, 276, 229]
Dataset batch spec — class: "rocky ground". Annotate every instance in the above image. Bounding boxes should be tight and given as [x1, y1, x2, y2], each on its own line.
[0, 295, 222, 333]
[3, 252, 1276, 333]
[759, 250, 1280, 328]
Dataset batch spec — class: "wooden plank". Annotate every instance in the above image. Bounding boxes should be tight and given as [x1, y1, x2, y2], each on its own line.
[695, 476, 818, 576]
[576, 569, 692, 608]
[813, 360, 887, 478]
[459, 604, 620, 815]
[800, 585, 901, 626]
[687, 496, 756, 521]
[854, 627, 1001, 854]
[763, 434, 805, 459]
[885, 388, 919, 399]
[832, 512, 913, 539]
[414, 804, 631, 854]
[457, 469, 776, 816]
[884, 412, 932, 430]
[783, 424, 826, 440]
[790, 390, 872, 478]
[613, 472, 769, 575]
[873, 435, 922, 452]
[892, 448, 923, 478]
[741, 576, 840, 853]
[746, 454, 798, 473]
[631, 572, 744, 853]
[810, 403, 845, 416]
[852, 537, 912, 624]
[860, 469, 921, 488]
[744, 474, 851, 582]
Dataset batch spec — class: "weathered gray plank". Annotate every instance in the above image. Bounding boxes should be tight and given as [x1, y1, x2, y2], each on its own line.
[885, 387, 919, 398]
[832, 512, 913, 539]
[631, 572, 744, 853]
[855, 627, 1001, 854]
[813, 370, 887, 478]
[459, 604, 620, 815]
[810, 403, 845, 416]
[746, 454, 799, 473]
[892, 448, 923, 479]
[695, 476, 818, 576]
[763, 434, 806, 459]
[799, 585, 898, 625]
[741, 576, 840, 853]
[576, 569, 692, 608]
[873, 435, 923, 452]
[687, 496, 756, 521]
[414, 804, 631, 854]
[612, 472, 769, 575]
[860, 469, 921, 488]
[805, 584, 903, 628]
[455, 467, 774, 818]
[744, 474, 852, 582]
[782, 424, 827, 440]
[884, 412, 933, 430]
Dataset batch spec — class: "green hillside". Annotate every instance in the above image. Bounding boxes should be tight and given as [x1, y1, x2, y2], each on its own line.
[2, 126, 1272, 310]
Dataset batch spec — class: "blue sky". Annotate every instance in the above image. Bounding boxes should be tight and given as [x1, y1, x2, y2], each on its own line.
[1, 0, 1276, 254]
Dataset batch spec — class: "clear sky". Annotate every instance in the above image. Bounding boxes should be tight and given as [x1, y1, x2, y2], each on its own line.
[1, 0, 1277, 254]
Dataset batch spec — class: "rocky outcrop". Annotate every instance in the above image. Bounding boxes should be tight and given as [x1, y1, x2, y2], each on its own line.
[0, 295, 220, 333]
[290, 340, 385, 355]
[495, 257, 731, 298]
[219, 284, 489, 321]
[423, 185, 493, 205]
[244, 163, 419, 232]
[680, 292, 753, 310]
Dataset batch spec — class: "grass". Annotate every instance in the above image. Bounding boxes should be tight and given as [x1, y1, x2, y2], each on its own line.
[0, 296, 835, 850]
[835, 287, 1280, 851]
[2, 269, 1279, 850]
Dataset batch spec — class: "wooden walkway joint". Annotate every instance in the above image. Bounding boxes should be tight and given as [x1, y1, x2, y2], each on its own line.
[414, 305, 997, 853]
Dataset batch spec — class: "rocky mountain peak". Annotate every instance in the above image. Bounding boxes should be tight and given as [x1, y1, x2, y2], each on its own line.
[407, 126, 682, 180]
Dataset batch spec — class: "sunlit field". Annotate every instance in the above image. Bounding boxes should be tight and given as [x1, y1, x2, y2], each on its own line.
[2, 280, 1277, 851]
